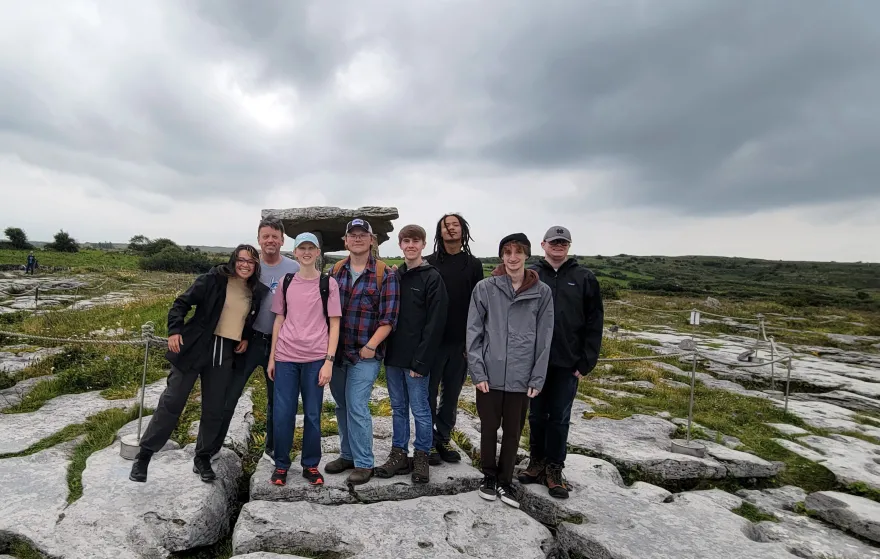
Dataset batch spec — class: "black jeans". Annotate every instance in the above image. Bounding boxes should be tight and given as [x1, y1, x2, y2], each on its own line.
[429, 341, 467, 447]
[139, 336, 236, 458]
[528, 365, 580, 467]
[476, 389, 529, 484]
[214, 333, 272, 454]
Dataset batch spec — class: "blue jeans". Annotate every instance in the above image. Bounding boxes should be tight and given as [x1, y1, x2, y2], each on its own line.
[385, 366, 433, 453]
[330, 358, 380, 468]
[273, 360, 325, 470]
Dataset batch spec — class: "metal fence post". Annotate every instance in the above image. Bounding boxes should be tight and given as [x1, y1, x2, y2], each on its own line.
[784, 356, 792, 414]
[688, 349, 697, 442]
[136, 322, 153, 442]
[34, 286, 39, 309]
[769, 337, 776, 391]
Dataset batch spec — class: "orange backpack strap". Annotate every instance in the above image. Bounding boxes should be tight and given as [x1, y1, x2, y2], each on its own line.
[376, 260, 386, 290]
[332, 257, 348, 276]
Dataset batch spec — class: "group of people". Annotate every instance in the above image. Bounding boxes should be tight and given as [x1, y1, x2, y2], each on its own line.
[128, 213, 604, 509]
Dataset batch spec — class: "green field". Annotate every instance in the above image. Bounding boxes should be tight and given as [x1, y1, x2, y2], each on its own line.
[0, 249, 140, 270]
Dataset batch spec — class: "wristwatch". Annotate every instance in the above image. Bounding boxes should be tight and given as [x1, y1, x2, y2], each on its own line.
[325, 355, 335, 362]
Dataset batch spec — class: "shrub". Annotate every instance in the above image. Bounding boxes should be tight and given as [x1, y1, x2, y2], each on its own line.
[139, 246, 217, 273]
[3, 227, 33, 250]
[44, 230, 79, 252]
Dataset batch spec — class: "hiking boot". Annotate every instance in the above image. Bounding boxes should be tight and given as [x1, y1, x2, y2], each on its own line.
[412, 450, 430, 484]
[545, 463, 570, 499]
[479, 475, 497, 501]
[324, 456, 355, 474]
[497, 482, 520, 509]
[428, 446, 442, 466]
[302, 466, 324, 486]
[128, 449, 152, 483]
[517, 457, 546, 485]
[375, 447, 411, 478]
[436, 441, 461, 463]
[346, 467, 373, 486]
[270, 467, 288, 486]
[192, 455, 216, 482]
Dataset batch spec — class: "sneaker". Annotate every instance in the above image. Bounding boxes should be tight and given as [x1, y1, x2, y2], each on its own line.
[302, 467, 324, 486]
[270, 467, 288, 486]
[375, 447, 411, 479]
[545, 463, 570, 499]
[497, 482, 520, 509]
[411, 450, 430, 484]
[436, 441, 461, 463]
[428, 446, 442, 466]
[479, 475, 497, 501]
[517, 457, 546, 485]
[192, 456, 216, 482]
[324, 456, 355, 474]
[346, 467, 373, 486]
[129, 450, 152, 483]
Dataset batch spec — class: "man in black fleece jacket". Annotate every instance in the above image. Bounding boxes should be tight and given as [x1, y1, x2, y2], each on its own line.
[379, 224, 448, 483]
[425, 213, 485, 464]
[520, 226, 604, 499]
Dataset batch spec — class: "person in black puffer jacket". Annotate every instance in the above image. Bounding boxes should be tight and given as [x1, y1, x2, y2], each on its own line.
[129, 244, 269, 484]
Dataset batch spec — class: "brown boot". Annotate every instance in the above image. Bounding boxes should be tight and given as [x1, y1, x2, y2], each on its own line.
[375, 447, 411, 478]
[517, 457, 546, 484]
[346, 467, 374, 486]
[411, 450, 430, 484]
[324, 456, 355, 474]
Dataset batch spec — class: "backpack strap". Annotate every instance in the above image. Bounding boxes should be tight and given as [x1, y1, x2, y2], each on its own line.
[281, 272, 296, 315]
[331, 257, 348, 277]
[319, 273, 331, 326]
[375, 259, 386, 291]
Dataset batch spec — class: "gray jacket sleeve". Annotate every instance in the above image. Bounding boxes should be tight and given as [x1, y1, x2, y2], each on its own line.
[528, 286, 555, 391]
[466, 282, 489, 385]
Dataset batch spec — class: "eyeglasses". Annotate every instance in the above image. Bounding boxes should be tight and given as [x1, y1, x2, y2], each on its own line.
[346, 233, 370, 241]
[236, 258, 257, 267]
[548, 240, 570, 246]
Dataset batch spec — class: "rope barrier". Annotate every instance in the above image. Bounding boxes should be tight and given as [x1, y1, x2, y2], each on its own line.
[0, 328, 167, 347]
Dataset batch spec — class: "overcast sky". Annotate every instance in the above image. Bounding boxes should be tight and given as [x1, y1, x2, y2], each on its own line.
[1, 1, 878, 261]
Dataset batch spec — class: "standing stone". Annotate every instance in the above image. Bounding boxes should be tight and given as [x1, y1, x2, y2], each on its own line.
[261, 206, 399, 253]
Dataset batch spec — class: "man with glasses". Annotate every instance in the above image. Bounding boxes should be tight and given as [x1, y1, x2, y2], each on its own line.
[518, 226, 604, 499]
[325, 218, 400, 486]
[212, 217, 299, 463]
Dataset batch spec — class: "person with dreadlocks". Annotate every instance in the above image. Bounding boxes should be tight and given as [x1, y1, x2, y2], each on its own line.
[424, 214, 485, 464]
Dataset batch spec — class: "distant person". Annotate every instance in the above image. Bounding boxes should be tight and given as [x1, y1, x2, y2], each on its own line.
[519, 226, 604, 499]
[129, 245, 268, 483]
[325, 218, 400, 486]
[467, 233, 554, 509]
[25, 252, 36, 275]
[376, 225, 448, 484]
[425, 213, 484, 465]
[213, 217, 299, 463]
[266, 232, 341, 487]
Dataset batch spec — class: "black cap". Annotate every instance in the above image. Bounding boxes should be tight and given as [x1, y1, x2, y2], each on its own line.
[345, 218, 373, 234]
[498, 233, 531, 257]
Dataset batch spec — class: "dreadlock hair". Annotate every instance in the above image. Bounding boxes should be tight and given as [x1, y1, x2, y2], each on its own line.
[433, 213, 474, 263]
[219, 244, 263, 293]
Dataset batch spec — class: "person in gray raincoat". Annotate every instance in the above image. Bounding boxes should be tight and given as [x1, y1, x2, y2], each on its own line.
[466, 232, 554, 509]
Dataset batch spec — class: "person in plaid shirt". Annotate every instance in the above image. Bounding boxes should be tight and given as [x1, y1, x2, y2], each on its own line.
[325, 218, 400, 486]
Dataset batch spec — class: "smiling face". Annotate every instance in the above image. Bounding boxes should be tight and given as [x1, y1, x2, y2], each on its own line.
[345, 227, 373, 256]
[440, 215, 462, 243]
[258, 225, 283, 257]
[234, 249, 257, 279]
[294, 241, 319, 267]
[502, 242, 527, 274]
[400, 236, 426, 261]
[542, 238, 571, 261]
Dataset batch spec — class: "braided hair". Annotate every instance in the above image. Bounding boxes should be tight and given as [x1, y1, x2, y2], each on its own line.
[433, 213, 475, 263]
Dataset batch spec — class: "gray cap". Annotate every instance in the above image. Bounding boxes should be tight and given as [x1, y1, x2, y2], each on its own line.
[543, 225, 572, 242]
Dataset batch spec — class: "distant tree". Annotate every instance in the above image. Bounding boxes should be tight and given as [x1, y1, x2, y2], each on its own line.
[143, 238, 179, 257]
[94, 241, 115, 250]
[128, 234, 152, 252]
[139, 246, 216, 273]
[857, 291, 870, 301]
[4, 227, 33, 250]
[44, 230, 79, 252]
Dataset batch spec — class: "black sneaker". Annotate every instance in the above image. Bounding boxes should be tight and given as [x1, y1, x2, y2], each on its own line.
[271, 467, 288, 486]
[436, 441, 461, 463]
[497, 482, 520, 509]
[302, 467, 324, 486]
[192, 456, 216, 482]
[129, 451, 152, 483]
[479, 475, 497, 501]
[428, 447, 442, 466]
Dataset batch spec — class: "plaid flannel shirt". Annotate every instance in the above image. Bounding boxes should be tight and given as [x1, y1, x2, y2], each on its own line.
[332, 255, 401, 364]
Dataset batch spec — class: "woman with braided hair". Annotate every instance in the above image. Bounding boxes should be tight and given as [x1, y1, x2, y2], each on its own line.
[424, 213, 485, 464]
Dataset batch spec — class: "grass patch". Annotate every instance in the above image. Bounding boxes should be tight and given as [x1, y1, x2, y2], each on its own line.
[846, 481, 880, 503]
[731, 502, 778, 523]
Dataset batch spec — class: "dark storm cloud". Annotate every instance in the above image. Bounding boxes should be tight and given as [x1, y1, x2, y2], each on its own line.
[1, 0, 878, 214]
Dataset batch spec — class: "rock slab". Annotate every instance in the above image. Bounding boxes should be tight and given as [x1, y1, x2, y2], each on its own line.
[805, 491, 880, 544]
[261, 206, 399, 252]
[233, 493, 552, 558]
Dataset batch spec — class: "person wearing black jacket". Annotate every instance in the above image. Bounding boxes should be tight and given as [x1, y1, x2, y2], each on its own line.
[519, 226, 604, 499]
[377, 224, 448, 483]
[425, 213, 484, 464]
[129, 245, 269, 484]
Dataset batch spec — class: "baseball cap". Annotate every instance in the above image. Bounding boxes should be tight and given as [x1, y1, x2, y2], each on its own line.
[543, 226, 572, 243]
[294, 232, 320, 248]
[345, 218, 373, 234]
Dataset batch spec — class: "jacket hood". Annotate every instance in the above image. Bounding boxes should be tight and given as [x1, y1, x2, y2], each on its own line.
[535, 257, 579, 272]
[491, 264, 539, 294]
[399, 260, 435, 275]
